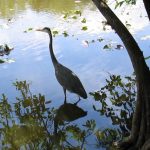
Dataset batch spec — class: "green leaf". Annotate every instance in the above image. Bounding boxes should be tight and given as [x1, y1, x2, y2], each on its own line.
[83, 120, 96, 130]
[103, 44, 112, 49]
[22, 99, 32, 108]
[115, 1, 124, 9]
[81, 18, 86, 23]
[62, 31, 69, 37]
[72, 16, 77, 19]
[126, 23, 131, 27]
[28, 28, 33, 31]
[24, 27, 33, 33]
[74, 10, 81, 16]
[97, 38, 104, 42]
[145, 56, 150, 60]
[52, 30, 59, 37]
[92, 92, 101, 101]
[125, 21, 131, 28]
[81, 26, 88, 31]
[115, 2, 119, 9]
[63, 13, 68, 19]
[120, 110, 127, 118]
[0, 59, 5, 63]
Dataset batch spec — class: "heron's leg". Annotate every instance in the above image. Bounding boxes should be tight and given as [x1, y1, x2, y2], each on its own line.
[63, 88, 67, 103]
[74, 96, 81, 105]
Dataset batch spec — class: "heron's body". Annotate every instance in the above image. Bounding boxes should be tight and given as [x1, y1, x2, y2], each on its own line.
[36, 27, 87, 103]
[55, 63, 87, 99]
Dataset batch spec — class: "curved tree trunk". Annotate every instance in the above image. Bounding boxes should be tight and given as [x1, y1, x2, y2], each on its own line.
[143, 0, 150, 21]
[92, 0, 150, 149]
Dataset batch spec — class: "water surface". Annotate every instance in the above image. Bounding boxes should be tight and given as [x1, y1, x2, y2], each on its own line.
[0, 0, 149, 149]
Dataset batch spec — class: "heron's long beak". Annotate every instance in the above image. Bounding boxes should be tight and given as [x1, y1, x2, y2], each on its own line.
[36, 28, 43, 32]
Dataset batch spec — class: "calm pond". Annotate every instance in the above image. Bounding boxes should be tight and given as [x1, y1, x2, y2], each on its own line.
[0, 0, 150, 149]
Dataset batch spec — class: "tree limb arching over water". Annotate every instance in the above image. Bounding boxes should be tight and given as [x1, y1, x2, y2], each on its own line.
[143, 0, 150, 20]
[92, 0, 150, 149]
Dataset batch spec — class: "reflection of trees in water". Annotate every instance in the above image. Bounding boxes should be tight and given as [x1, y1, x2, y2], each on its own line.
[0, 0, 26, 18]
[0, 81, 89, 149]
[90, 74, 136, 148]
[0, 0, 91, 18]
[0, 75, 136, 149]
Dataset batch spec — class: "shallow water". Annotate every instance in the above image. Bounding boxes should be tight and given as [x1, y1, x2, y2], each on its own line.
[0, 0, 150, 149]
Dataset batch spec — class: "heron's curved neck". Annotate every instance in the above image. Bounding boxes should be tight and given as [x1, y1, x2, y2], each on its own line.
[48, 31, 58, 65]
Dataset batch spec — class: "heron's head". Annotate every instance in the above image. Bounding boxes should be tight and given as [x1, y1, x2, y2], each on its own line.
[36, 27, 51, 34]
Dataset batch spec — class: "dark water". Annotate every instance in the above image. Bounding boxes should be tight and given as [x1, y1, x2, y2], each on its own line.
[0, 0, 149, 149]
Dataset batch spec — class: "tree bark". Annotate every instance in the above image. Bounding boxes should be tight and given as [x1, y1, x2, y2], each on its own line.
[143, 0, 150, 21]
[92, 0, 150, 149]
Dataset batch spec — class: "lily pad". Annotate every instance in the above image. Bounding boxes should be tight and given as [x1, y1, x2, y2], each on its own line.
[103, 44, 112, 50]
[62, 31, 69, 37]
[52, 30, 59, 37]
[72, 16, 77, 19]
[62, 13, 68, 19]
[24, 27, 33, 33]
[81, 18, 86, 23]
[97, 38, 104, 42]
[74, 10, 81, 16]
[81, 26, 88, 31]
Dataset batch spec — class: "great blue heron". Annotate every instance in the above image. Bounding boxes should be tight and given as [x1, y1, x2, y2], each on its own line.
[36, 27, 87, 103]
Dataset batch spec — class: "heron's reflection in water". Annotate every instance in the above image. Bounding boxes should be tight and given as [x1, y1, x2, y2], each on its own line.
[54, 102, 87, 135]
